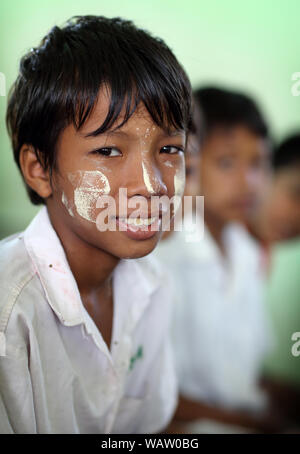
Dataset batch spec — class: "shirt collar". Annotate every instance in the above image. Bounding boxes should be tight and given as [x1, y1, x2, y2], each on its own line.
[24, 207, 160, 331]
[24, 206, 85, 326]
[112, 258, 157, 338]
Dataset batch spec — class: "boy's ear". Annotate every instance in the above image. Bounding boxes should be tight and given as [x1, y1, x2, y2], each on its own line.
[19, 144, 53, 199]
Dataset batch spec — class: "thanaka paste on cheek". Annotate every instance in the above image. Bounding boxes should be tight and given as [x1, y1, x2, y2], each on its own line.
[82, 156, 112, 173]
[68, 170, 111, 222]
[61, 191, 75, 217]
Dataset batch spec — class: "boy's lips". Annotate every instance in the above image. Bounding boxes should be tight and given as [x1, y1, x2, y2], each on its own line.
[111, 210, 164, 222]
[113, 208, 165, 218]
[115, 213, 160, 218]
[115, 215, 162, 240]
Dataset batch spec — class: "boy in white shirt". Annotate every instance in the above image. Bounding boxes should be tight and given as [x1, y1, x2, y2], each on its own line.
[156, 87, 280, 433]
[0, 15, 192, 434]
[251, 133, 300, 244]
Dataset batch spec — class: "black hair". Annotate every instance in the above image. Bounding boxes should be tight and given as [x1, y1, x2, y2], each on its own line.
[193, 86, 268, 140]
[6, 15, 192, 204]
[273, 133, 300, 171]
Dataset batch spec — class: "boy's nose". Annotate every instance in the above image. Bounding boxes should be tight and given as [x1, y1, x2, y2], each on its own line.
[239, 167, 260, 191]
[124, 151, 167, 198]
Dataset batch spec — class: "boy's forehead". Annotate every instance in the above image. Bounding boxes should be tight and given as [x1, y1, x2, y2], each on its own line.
[73, 85, 184, 139]
[206, 126, 269, 152]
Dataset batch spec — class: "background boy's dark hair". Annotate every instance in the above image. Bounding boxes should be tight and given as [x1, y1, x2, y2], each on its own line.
[6, 15, 192, 205]
[193, 86, 269, 140]
[188, 98, 205, 149]
[272, 133, 300, 171]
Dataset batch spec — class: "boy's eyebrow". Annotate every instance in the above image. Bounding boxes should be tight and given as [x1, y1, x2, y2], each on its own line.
[82, 130, 128, 139]
[83, 129, 185, 139]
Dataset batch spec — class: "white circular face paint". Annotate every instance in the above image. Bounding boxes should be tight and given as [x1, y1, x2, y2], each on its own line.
[61, 191, 74, 217]
[69, 170, 111, 222]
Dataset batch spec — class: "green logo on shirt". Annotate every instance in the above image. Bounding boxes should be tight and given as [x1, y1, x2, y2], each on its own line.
[129, 345, 143, 371]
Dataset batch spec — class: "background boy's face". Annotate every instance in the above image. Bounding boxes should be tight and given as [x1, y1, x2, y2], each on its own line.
[199, 125, 270, 226]
[184, 133, 201, 198]
[47, 88, 186, 259]
[262, 167, 300, 242]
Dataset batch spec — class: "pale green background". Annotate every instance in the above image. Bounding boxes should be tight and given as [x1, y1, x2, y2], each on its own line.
[263, 239, 300, 386]
[1, 0, 300, 237]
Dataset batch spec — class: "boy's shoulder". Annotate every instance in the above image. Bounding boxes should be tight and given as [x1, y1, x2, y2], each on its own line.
[0, 230, 32, 273]
[0, 232, 40, 356]
[0, 231, 36, 309]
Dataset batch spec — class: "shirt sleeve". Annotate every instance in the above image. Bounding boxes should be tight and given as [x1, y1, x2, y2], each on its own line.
[0, 339, 36, 434]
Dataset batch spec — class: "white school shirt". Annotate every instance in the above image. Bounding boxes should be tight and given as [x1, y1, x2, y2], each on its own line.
[0, 207, 177, 434]
[153, 216, 273, 413]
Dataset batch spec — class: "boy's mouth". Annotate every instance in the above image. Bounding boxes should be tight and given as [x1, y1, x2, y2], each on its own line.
[112, 214, 162, 240]
[116, 216, 158, 227]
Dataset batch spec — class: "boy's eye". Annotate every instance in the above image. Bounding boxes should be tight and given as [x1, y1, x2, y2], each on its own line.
[90, 147, 122, 157]
[160, 145, 184, 154]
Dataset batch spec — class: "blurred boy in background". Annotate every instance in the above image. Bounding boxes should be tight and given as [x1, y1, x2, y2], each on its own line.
[251, 134, 300, 245]
[155, 87, 283, 433]
[261, 237, 300, 430]
[250, 134, 300, 429]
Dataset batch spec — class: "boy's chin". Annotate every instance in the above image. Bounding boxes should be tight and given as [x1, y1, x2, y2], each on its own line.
[116, 235, 162, 260]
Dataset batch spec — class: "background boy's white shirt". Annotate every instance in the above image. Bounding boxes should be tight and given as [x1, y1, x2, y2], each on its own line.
[0, 207, 177, 434]
[153, 214, 274, 414]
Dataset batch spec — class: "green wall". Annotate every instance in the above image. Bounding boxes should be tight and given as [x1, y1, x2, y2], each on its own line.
[1, 0, 300, 237]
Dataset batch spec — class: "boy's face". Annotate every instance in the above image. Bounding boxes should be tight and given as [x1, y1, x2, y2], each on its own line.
[263, 167, 300, 242]
[199, 125, 270, 226]
[47, 88, 186, 259]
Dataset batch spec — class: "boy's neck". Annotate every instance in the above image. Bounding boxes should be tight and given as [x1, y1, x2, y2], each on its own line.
[46, 206, 120, 297]
[249, 207, 271, 246]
